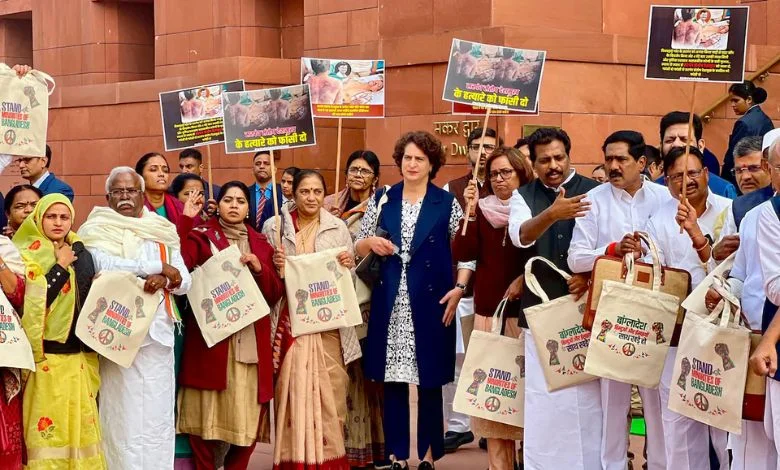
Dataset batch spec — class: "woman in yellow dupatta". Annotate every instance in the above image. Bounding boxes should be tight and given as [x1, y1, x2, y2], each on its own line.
[13, 194, 104, 469]
[262, 170, 360, 470]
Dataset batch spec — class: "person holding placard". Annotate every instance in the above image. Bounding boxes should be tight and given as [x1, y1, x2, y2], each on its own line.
[452, 146, 534, 470]
[176, 181, 284, 470]
[568, 131, 672, 470]
[13, 194, 104, 469]
[355, 131, 465, 470]
[645, 146, 731, 470]
[0, 234, 28, 470]
[262, 169, 360, 470]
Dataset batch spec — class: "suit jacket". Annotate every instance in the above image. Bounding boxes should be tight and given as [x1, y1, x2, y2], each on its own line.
[722, 105, 775, 186]
[247, 182, 283, 231]
[38, 173, 74, 201]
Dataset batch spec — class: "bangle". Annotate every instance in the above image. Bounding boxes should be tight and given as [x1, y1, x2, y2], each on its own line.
[455, 282, 467, 291]
[0, 262, 6, 272]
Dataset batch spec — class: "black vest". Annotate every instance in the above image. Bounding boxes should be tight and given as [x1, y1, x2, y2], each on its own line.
[517, 173, 600, 325]
[732, 185, 773, 230]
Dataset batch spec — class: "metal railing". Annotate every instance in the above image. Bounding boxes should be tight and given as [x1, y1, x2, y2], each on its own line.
[702, 52, 780, 123]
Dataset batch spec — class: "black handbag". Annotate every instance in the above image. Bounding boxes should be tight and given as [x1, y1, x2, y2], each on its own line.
[355, 227, 388, 286]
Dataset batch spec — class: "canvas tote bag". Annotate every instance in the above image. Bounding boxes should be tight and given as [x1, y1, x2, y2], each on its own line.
[668, 278, 750, 434]
[523, 256, 597, 391]
[454, 298, 525, 427]
[187, 244, 271, 348]
[584, 233, 679, 388]
[284, 246, 362, 337]
[75, 271, 161, 368]
[0, 291, 34, 371]
[0, 63, 55, 157]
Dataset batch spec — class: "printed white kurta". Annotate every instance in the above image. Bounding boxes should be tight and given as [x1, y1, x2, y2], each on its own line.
[88, 241, 191, 470]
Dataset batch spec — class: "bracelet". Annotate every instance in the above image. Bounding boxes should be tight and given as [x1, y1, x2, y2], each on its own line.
[0, 262, 6, 272]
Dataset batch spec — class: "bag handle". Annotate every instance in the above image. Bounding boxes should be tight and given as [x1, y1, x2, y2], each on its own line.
[523, 256, 571, 303]
[623, 231, 662, 291]
[372, 185, 390, 235]
[490, 298, 509, 335]
[0, 64, 56, 95]
[707, 275, 744, 329]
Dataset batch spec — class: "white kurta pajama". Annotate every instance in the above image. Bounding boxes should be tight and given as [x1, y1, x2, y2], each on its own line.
[646, 192, 732, 470]
[508, 169, 603, 470]
[717, 200, 778, 470]
[78, 207, 192, 470]
[568, 179, 673, 470]
[758, 202, 780, 470]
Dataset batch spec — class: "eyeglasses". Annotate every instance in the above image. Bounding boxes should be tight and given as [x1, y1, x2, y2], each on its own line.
[488, 168, 516, 181]
[347, 167, 374, 177]
[667, 168, 705, 183]
[108, 188, 143, 198]
[731, 164, 765, 176]
[469, 144, 497, 153]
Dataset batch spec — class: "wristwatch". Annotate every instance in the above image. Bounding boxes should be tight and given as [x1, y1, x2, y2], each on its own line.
[455, 282, 467, 291]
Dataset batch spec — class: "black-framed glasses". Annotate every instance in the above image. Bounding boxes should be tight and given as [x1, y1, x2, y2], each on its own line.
[347, 167, 374, 177]
[108, 188, 143, 198]
[469, 144, 497, 153]
[488, 168, 516, 181]
[731, 164, 764, 176]
[667, 168, 705, 183]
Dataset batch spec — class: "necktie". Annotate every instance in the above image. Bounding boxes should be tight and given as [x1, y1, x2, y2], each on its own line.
[256, 189, 267, 230]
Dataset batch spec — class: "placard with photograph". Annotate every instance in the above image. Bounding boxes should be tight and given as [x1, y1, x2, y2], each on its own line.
[221, 84, 316, 154]
[645, 5, 749, 82]
[301, 58, 385, 118]
[442, 39, 545, 113]
[159, 80, 245, 151]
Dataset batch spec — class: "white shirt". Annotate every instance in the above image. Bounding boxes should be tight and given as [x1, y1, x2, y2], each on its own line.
[568, 180, 673, 273]
[88, 241, 191, 348]
[727, 201, 769, 328]
[32, 170, 50, 188]
[758, 202, 780, 306]
[645, 192, 732, 287]
[508, 169, 577, 249]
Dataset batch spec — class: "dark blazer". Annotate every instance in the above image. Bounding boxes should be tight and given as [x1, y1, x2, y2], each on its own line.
[38, 173, 74, 201]
[177, 216, 284, 404]
[247, 182, 284, 231]
[363, 182, 457, 388]
[722, 105, 775, 186]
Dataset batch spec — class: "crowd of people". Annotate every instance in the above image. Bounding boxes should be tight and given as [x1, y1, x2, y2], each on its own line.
[0, 62, 778, 470]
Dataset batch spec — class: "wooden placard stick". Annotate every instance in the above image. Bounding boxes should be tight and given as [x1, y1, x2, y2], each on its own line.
[461, 107, 492, 235]
[679, 81, 698, 234]
[205, 144, 214, 200]
[334, 117, 343, 196]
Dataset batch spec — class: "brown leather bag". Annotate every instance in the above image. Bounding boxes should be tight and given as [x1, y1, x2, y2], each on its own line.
[582, 232, 691, 346]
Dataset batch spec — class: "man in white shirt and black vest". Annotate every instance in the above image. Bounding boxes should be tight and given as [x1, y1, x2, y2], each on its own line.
[568, 130, 672, 470]
[508, 127, 602, 469]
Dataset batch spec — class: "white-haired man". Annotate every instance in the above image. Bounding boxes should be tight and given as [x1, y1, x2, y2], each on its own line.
[78, 166, 192, 469]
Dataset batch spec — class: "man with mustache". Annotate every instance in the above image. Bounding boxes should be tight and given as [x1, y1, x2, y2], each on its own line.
[77, 166, 192, 469]
[568, 130, 672, 470]
[441, 127, 501, 453]
[645, 145, 731, 470]
[508, 127, 601, 469]
[711, 131, 779, 262]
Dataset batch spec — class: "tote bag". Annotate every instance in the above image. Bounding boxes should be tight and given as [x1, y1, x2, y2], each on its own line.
[454, 299, 525, 427]
[0, 291, 34, 371]
[187, 244, 271, 348]
[0, 64, 55, 157]
[523, 257, 597, 392]
[75, 271, 161, 368]
[668, 278, 750, 434]
[284, 246, 362, 337]
[584, 233, 679, 388]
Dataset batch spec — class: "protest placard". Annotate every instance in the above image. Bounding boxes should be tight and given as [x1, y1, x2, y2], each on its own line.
[442, 39, 545, 113]
[222, 84, 316, 154]
[301, 58, 385, 118]
[452, 102, 538, 116]
[645, 6, 749, 83]
[159, 80, 245, 151]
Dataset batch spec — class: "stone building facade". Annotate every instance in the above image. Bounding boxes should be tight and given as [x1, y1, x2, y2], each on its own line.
[0, 0, 777, 224]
